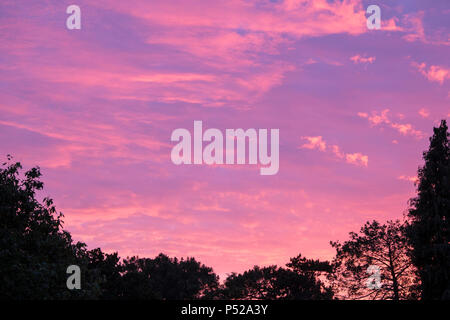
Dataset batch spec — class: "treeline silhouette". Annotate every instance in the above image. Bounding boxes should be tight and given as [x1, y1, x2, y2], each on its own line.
[1, 121, 449, 300]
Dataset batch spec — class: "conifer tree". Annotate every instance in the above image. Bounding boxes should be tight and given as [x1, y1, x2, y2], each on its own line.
[407, 120, 450, 300]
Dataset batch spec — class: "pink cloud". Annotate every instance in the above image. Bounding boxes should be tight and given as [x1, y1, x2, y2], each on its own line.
[330, 145, 345, 159]
[398, 175, 419, 183]
[402, 11, 450, 45]
[300, 137, 368, 167]
[418, 108, 430, 118]
[300, 136, 327, 151]
[101, 0, 369, 37]
[350, 54, 376, 64]
[412, 62, 450, 84]
[402, 12, 426, 43]
[345, 153, 369, 167]
[358, 109, 424, 138]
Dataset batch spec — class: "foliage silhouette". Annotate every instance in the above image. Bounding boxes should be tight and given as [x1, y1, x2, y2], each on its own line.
[220, 259, 333, 300]
[330, 220, 418, 300]
[86, 248, 122, 299]
[0, 156, 218, 300]
[120, 254, 219, 299]
[0, 156, 101, 299]
[406, 120, 450, 300]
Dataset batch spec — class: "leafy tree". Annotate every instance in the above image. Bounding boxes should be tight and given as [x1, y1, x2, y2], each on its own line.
[407, 120, 450, 300]
[222, 259, 333, 300]
[87, 248, 122, 299]
[287, 253, 332, 277]
[120, 253, 219, 299]
[0, 156, 101, 299]
[330, 220, 418, 300]
[119, 256, 157, 299]
[0, 156, 222, 300]
[222, 265, 281, 299]
[286, 253, 333, 296]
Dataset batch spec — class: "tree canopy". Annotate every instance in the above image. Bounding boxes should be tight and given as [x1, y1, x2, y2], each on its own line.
[407, 120, 450, 300]
[0, 156, 101, 299]
[330, 220, 418, 300]
[0, 157, 218, 300]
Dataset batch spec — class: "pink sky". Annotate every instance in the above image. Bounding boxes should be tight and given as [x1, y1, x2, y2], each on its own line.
[0, 0, 449, 278]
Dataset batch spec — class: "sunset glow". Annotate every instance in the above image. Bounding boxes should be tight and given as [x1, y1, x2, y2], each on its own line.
[1, 0, 449, 279]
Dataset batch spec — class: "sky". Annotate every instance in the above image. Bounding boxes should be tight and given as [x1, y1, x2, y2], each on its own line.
[0, 0, 449, 278]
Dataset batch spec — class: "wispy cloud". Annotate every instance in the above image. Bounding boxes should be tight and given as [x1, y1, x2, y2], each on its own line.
[300, 136, 368, 167]
[398, 175, 419, 183]
[300, 136, 327, 152]
[350, 54, 376, 64]
[412, 62, 450, 84]
[402, 11, 450, 46]
[358, 109, 424, 138]
[418, 108, 430, 118]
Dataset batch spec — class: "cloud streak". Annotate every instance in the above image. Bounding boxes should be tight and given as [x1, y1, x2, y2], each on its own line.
[412, 62, 450, 84]
[300, 136, 369, 167]
[358, 109, 425, 139]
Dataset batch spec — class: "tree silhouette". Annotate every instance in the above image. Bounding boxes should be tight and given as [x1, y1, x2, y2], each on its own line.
[86, 248, 122, 299]
[287, 253, 332, 277]
[330, 220, 418, 300]
[406, 120, 450, 300]
[0, 156, 101, 299]
[120, 254, 219, 299]
[0, 156, 220, 300]
[221, 256, 333, 300]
